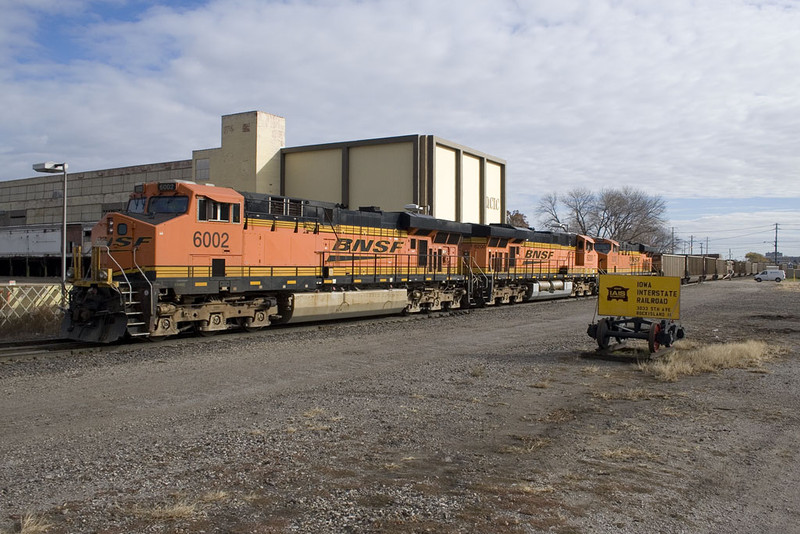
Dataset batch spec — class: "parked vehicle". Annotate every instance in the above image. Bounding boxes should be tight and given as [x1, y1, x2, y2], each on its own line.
[754, 269, 786, 282]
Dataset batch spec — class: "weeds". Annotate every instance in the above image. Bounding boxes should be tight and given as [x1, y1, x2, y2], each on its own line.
[500, 435, 550, 454]
[602, 447, 657, 461]
[4, 514, 53, 534]
[638, 341, 780, 382]
[593, 388, 670, 401]
[469, 365, 486, 377]
[134, 501, 201, 520]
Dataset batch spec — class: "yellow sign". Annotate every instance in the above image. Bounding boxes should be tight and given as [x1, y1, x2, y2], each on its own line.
[598, 275, 680, 320]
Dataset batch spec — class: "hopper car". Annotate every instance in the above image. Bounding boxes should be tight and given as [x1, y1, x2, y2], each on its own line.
[62, 181, 654, 343]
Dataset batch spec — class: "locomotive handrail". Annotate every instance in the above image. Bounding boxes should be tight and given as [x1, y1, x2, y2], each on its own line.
[132, 246, 154, 309]
[101, 245, 135, 305]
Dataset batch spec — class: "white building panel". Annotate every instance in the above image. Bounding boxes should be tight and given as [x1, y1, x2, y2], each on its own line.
[485, 161, 503, 224]
[433, 145, 457, 221]
[461, 154, 481, 223]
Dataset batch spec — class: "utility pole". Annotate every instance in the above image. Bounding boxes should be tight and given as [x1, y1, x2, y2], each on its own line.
[706, 237, 709, 256]
[671, 227, 675, 254]
[690, 235, 694, 255]
[774, 223, 779, 265]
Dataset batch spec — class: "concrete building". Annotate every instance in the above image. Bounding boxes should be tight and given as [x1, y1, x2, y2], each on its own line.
[0, 110, 506, 276]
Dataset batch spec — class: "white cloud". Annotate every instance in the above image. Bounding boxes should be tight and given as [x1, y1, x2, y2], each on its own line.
[1, 0, 799, 222]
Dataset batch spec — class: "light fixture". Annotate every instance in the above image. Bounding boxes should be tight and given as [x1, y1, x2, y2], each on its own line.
[33, 161, 69, 306]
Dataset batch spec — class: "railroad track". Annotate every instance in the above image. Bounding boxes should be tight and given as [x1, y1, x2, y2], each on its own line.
[0, 338, 95, 364]
[0, 294, 601, 365]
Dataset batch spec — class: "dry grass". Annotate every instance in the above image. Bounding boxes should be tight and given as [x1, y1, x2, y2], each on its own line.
[515, 483, 556, 495]
[134, 501, 201, 520]
[500, 435, 551, 454]
[638, 340, 780, 382]
[4, 514, 53, 534]
[775, 279, 800, 291]
[593, 388, 669, 401]
[541, 408, 576, 423]
[469, 365, 486, 377]
[302, 407, 325, 418]
[602, 447, 657, 461]
[200, 491, 228, 503]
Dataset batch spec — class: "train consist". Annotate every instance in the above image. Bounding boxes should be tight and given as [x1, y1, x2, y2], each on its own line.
[652, 253, 762, 283]
[62, 181, 653, 342]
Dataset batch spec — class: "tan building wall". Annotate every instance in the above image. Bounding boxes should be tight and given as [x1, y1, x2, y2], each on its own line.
[349, 143, 415, 210]
[283, 148, 342, 202]
[282, 135, 505, 224]
[0, 161, 192, 227]
[192, 111, 285, 195]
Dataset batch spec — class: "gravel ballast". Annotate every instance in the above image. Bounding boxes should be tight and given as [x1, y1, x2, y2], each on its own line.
[1, 278, 799, 533]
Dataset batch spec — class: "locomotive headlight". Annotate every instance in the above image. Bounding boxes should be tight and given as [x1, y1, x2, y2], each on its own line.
[107, 217, 114, 235]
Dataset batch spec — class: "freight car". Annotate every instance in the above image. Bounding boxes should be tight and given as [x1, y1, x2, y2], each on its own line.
[652, 253, 712, 283]
[62, 181, 649, 343]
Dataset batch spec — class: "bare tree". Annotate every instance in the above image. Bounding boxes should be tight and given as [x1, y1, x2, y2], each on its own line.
[534, 186, 670, 250]
[562, 187, 595, 235]
[535, 193, 562, 229]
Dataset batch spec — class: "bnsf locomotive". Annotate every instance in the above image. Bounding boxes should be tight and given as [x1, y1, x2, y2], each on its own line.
[63, 181, 653, 342]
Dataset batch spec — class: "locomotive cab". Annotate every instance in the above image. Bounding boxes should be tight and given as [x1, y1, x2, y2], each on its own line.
[64, 181, 247, 342]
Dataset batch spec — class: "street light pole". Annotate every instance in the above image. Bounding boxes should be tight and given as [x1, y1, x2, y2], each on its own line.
[33, 161, 69, 306]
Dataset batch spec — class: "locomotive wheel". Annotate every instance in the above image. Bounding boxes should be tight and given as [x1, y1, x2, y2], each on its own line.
[595, 318, 611, 350]
[238, 317, 264, 332]
[648, 322, 662, 353]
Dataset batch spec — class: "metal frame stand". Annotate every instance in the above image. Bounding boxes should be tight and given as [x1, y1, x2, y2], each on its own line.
[587, 317, 685, 354]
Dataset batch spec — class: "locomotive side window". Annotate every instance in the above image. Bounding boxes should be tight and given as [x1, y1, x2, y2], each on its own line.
[198, 198, 241, 223]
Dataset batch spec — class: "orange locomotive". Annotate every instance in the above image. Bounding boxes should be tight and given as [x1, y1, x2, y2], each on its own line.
[594, 238, 653, 274]
[63, 181, 652, 343]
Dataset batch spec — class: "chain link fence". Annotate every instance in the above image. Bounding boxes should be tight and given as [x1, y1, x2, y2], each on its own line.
[0, 283, 65, 339]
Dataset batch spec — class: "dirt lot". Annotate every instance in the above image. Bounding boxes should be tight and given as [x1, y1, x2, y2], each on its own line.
[1, 278, 799, 533]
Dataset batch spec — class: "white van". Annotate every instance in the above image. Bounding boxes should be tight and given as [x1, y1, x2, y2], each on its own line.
[754, 269, 786, 282]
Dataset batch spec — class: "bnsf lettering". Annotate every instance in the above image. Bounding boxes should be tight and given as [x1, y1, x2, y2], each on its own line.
[525, 250, 554, 259]
[110, 236, 152, 248]
[332, 238, 403, 253]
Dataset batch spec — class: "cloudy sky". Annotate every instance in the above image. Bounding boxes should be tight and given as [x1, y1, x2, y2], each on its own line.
[2, 0, 799, 257]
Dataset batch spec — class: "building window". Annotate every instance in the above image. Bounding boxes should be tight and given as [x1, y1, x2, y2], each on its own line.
[196, 158, 210, 181]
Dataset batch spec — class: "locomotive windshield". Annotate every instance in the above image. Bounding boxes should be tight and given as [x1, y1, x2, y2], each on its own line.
[127, 197, 146, 214]
[147, 195, 189, 215]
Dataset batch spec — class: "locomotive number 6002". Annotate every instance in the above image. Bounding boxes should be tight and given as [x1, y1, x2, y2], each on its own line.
[193, 231, 229, 248]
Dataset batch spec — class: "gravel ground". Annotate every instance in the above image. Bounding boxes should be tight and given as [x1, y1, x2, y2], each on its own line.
[1, 278, 799, 533]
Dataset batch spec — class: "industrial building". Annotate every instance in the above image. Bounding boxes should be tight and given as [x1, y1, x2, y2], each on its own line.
[0, 111, 506, 277]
